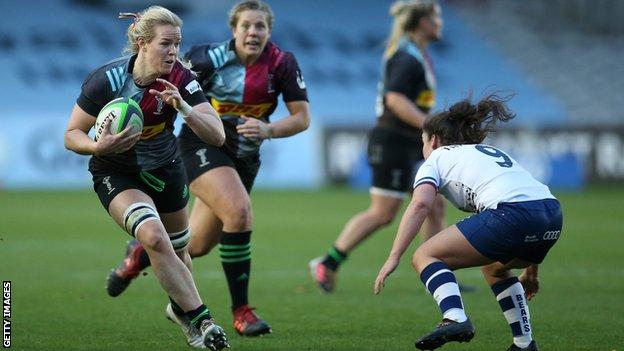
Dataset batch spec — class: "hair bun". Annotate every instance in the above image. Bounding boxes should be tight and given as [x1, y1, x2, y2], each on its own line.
[448, 101, 476, 122]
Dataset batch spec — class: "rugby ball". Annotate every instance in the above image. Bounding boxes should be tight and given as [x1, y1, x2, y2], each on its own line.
[94, 97, 144, 141]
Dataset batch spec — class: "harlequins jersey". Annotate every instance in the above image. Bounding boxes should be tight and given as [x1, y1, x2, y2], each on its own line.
[375, 37, 436, 138]
[77, 55, 206, 172]
[182, 40, 308, 158]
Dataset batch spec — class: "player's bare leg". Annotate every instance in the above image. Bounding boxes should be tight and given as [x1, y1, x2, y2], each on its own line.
[412, 225, 487, 350]
[107, 190, 228, 349]
[310, 193, 403, 293]
[187, 197, 222, 258]
[421, 195, 475, 292]
[190, 166, 271, 337]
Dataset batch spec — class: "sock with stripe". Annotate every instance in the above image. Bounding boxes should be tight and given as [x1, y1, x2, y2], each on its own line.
[169, 296, 185, 317]
[419, 261, 467, 323]
[491, 277, 533, 348]
[187, 304, 213, 329]
[220, 231, 252, 309]
[321, 246, 347, 271]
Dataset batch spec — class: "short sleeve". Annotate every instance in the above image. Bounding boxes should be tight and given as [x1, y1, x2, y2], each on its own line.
[275, 52, 308, 103]
[179, 72, 207, 107]
[385, 52, 424, 96]
[76, 69, 113, 117]
[413, 153, 440, 191]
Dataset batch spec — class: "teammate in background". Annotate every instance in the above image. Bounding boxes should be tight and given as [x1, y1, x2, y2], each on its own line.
[64, 6, 229, 350]
[310, 0, 448, 293]
[374, 94, 561, 351]
[106, 0, 310, 338]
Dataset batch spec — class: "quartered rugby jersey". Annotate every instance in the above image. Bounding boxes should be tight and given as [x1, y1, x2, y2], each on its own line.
[77, 55, 206, 171]
[183, 40, 308, 158]
[413, 144, 555, 213]
[376, 36, 436, 138]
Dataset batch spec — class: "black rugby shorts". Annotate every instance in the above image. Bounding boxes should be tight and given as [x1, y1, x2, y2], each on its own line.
[178, 135, 260, 194]
[367, 127, 424, 193]
[91, 156, 190, 213]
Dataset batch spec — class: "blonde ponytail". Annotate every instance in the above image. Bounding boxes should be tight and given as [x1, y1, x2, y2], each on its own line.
[384, 0, 438, 58]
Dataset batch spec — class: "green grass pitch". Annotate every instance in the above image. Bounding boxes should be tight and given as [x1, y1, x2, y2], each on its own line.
[0, 186, 622, 350]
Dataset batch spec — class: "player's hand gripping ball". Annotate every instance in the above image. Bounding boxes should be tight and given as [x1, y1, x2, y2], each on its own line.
[94, 97, 144, 141]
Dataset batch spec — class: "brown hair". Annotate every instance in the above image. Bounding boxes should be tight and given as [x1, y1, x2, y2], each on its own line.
[424, 93, 516, 145]
[228, 0, 274, 31]
[384, 0, 438, 58]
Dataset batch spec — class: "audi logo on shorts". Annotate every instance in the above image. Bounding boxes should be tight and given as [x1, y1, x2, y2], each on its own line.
[542, 230, 561, 240]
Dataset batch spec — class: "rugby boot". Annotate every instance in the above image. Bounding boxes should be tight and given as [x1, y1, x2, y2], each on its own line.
[106, 240, 144, 297]
[232, 305, 272, 336]
[415, 318, 475, 350]
[507, 340, 540, 351]
[165, 303, 205, 348]
[199, 319, 229, 351]
[309, 257, 337, 293]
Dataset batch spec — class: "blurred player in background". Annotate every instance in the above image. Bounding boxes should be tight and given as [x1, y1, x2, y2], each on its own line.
[374, 94, 561, 351]
[106, 0, 310, 338]
[310, 0, 448, 293]
[64, 6, 229, 350]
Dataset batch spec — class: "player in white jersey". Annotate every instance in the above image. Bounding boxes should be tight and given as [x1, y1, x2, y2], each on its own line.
[374, 94, 562, 351]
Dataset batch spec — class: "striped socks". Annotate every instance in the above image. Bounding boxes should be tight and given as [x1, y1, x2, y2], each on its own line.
[491, 277, 533, 348]
[420, 261, 467, 323]
[219, 231, 252, 308]
[321, 246, 347, 271]
[187, 304, 213, 329]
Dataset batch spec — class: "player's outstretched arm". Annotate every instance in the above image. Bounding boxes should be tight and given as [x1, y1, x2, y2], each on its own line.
[374, 184, 437, 294]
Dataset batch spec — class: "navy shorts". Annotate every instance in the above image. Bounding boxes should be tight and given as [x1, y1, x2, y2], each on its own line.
[456, 199, 563, 264]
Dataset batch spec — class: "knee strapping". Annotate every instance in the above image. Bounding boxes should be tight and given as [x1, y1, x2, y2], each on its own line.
[169, 227, 191, 252]
[123, 202, 160, 237]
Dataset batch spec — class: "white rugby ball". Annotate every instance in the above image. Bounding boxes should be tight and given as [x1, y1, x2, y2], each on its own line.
[94, 97, 144, 141]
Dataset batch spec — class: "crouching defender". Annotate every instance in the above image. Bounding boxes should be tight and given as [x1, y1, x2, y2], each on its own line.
[64, 6, 229, 350]
[374, 94, 562, 351]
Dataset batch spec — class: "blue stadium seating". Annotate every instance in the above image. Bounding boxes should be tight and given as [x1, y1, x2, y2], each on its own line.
[2, 0, 573, 127]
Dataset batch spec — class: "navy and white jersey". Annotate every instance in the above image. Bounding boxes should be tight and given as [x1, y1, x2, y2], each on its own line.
[375, 36, 436, 138]
[77, 55, 207, 172]
[413, 144, 555, 213]
[182, 39, 308, 158]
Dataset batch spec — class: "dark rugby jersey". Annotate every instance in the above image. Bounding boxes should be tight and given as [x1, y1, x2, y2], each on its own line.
[375, 37, 436, 138]
[77, 55, 206, 172]
[181, 40, 308, 158]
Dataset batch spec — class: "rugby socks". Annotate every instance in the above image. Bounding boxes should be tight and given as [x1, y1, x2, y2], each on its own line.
[137, 245, 151, 269]
[169, 296, 185, 317]
[219, 231, 252, 309]
[420, 261, 467, 323]
[187, 304, 213, 329]
[321, 246, 347, 271]
[491, 277, 533, 348]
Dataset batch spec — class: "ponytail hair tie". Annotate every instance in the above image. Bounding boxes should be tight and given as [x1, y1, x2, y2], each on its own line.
[119, 12, 141, 30]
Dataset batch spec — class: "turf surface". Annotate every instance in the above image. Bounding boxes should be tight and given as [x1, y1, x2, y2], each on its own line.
[0, 186, 622, 350]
